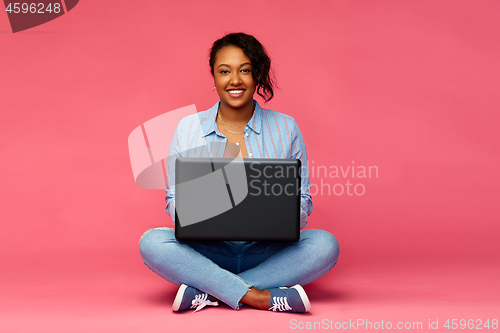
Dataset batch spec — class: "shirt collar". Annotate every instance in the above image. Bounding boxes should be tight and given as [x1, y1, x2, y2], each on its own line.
[201, 100, 262, 137]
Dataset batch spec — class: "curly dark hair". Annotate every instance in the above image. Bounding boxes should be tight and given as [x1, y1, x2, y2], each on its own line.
[209, 32, 275, 102]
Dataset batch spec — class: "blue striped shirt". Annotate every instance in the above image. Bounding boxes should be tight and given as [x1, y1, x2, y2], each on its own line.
[166, 100, 313, 229]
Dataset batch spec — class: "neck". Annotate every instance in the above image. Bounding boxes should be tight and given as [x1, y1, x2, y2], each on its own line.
[218, 101, 254, 126]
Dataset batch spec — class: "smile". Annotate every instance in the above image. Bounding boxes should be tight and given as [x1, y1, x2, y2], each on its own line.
[228, 90, 245, 95]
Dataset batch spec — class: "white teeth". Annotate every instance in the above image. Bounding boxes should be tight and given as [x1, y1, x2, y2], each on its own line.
[228, 90, 244, 94]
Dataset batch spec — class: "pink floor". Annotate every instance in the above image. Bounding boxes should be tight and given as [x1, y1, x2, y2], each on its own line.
[2, 248, 498, 333]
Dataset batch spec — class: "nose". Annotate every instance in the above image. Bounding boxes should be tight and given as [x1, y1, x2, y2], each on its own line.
[230, 71, 242, 86]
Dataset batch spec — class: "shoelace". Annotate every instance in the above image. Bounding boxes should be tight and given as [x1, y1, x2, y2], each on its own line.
[269, 296, 292, 312]
[191, 293, 219, 313]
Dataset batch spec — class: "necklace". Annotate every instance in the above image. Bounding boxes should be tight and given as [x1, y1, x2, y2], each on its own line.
[217, 104, 253, 146]
[218, 113, 246, 133]
[219, 116, 245, 134]
[217, 104, 254, 128]
[219, 115, 245, 129]
[225, 130, 246, 146]
[218, 113, 246, 145]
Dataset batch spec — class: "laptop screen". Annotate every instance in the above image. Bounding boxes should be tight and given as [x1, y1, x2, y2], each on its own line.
[175, 158, 301, 241]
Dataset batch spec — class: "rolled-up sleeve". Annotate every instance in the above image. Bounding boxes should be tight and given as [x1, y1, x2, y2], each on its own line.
[165, 121, 182, 222]
[290, 119, 313, 229]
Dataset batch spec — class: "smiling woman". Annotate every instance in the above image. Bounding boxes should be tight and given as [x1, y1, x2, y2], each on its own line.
[209, 33, 273, 102]
[214, 46, 256, 111]
[213, 46, 256, 156]
[210, 34, 274, 157]
[139, 32, 340, 314]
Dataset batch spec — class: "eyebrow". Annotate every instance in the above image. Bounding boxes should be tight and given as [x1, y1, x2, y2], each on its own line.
[218, 62, 252, 68]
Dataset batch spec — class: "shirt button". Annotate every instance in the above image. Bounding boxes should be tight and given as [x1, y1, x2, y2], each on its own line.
[245, 132, 249, 136]
[249, 153, 253, 157]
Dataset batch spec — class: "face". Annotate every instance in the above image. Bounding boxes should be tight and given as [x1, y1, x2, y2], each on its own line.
[213, 46, 256, 110]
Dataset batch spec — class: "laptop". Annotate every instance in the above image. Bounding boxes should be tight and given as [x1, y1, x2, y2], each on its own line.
[174, 157, 301, 241]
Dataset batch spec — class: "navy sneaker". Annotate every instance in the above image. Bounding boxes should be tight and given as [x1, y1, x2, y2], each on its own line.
[268, 285, 311, 313]
[172, 284, 218, 313]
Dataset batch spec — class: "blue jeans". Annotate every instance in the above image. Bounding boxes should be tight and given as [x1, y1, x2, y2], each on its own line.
[139, 228, 339, 310]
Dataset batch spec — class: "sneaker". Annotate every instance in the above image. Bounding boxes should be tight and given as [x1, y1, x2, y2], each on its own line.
[268, 285, 311, 313]
[172, 284, 218, 313]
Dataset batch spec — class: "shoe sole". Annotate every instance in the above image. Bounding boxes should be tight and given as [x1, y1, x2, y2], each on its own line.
[172, 284, 188, 311]
[290, 285, 311, 312]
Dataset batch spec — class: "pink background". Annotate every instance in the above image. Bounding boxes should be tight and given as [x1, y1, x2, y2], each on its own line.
[1, 1, 499, 332]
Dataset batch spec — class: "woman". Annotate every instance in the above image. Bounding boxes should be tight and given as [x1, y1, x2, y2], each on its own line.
[139, 32, 339, 313]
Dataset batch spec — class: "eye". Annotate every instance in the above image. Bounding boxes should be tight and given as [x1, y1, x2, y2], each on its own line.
[241, 69, 251, 73]
[220, 70, 229, 74]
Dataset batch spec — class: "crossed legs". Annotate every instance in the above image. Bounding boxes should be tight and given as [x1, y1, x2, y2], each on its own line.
[139, 227, 339, 310]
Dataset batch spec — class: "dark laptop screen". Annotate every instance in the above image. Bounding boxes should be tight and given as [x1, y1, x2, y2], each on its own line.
[175, 158, 301, 241]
